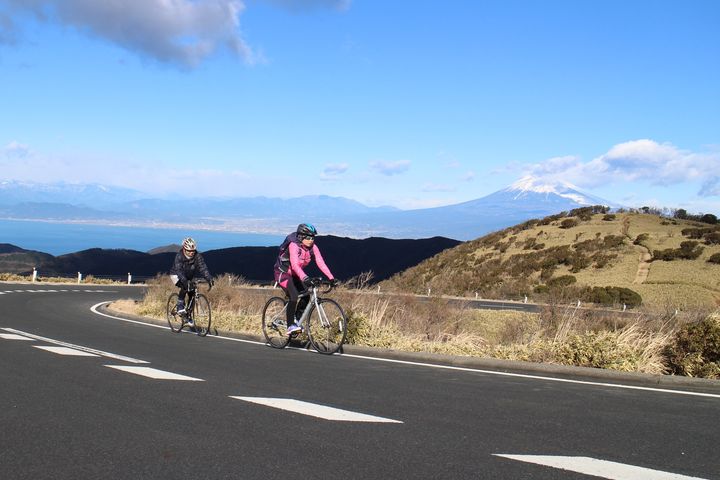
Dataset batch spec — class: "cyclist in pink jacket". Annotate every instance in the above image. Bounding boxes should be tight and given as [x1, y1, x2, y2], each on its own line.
[274, 223, 337, 335]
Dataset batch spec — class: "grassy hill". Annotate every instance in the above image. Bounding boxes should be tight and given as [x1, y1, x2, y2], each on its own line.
[383, 208, 720, 309]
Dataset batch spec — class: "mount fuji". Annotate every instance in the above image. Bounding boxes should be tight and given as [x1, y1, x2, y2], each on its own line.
[347, 176, 618, 240]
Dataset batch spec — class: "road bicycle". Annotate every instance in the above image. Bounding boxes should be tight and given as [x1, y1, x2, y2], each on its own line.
[166, 279, 212, 337]
[261, 278, 347, 354]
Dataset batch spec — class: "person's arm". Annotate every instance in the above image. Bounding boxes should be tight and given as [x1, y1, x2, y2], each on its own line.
[288, 242, 309, 280]
[312, 245, 334, 280]
[171, 253, 187, 284]
[196, 253, 213, 283]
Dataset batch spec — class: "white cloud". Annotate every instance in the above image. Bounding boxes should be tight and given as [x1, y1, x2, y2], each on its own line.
[3, 140, 30, 157]
[522, 140, 720, 197]
[320, 162, 349, 181]
[462, 171, 475, 182]
[0, 0, 255, 68]
[370, 159, 410, 176]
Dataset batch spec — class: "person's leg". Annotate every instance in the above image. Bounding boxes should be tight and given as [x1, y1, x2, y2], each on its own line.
[170, 275, 188, 312]
[284, 277, 300, 327]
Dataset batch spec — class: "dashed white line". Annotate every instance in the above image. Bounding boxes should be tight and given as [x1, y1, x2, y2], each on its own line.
[1, 328, 148, 364]
[494, 455, 710, 480]
[230, 397, 403, 423]
[105, 365, 204, 381]
[34, 346, 100, 357]
[0, 333, 35, 340]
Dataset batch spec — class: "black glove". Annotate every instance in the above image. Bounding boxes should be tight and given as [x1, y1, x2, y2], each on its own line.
[302, 277, 314, 289]
[330, 278, 340, 287]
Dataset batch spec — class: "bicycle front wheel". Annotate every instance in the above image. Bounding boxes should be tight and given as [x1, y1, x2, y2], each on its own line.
[262, 296, 290, 349]
[191, 294, 212, 337]
[307, 298, 347, 355]
[166, 293, 183, 333]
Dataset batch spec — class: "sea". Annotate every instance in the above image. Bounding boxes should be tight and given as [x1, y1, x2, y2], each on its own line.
[0, 219, 285, 256]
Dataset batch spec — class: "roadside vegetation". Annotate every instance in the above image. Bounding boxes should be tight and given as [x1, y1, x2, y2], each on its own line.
[0, 272, 127, 285]
[126, 273, 720, 379]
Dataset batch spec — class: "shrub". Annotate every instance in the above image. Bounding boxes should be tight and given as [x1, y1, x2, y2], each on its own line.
[547, 275, 577, 288]
[634, 233, 649, 245]
[708, 253, 720, 264]
[533, 285, 549, 294]
[704, 232, 720, 245]
[582, 286, 642, 308]
[602, 214, 616, 221]
[559, 218, 578, 229]
[665, 316, 720, 378]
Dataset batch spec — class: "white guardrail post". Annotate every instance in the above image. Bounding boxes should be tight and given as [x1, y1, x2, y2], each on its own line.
[77, 272, 82, 284]
[127, 273, 132, 285]
[32, 268, 37, 282]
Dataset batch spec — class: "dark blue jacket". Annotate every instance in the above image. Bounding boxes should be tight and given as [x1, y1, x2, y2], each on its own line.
[170, 250, 212, 285]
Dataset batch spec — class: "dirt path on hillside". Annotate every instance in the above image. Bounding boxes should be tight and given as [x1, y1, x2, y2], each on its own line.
[633, 246, 652, 284]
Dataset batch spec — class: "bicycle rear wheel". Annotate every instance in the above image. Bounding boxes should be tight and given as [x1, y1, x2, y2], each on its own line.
[307, 298, 347, 355]
[166, 293, 183, 333]
[191, 294, 212, 337]
[262, 296, 290, 348]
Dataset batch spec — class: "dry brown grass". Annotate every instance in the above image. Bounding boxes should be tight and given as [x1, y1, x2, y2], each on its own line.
[122, 274, 715, 375]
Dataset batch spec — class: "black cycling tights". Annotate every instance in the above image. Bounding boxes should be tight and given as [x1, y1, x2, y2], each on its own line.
[284, 276, 309, 326]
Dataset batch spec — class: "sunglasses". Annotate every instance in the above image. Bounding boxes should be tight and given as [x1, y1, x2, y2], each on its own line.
[300, 235, 315, 241]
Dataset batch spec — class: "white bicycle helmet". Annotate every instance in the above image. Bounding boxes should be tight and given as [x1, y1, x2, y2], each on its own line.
[182, 237, 197, 251]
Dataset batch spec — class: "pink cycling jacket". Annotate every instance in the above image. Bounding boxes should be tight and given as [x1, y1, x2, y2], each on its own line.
[287, 241, 334, 282]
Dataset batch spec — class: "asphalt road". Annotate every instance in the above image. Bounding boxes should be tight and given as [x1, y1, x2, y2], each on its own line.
[1, 283, 718, 479]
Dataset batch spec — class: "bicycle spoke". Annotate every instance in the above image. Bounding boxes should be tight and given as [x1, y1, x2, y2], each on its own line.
[166, 293, 183, 333]
[192, 294, 212, 337]
[307, 299, 347, 355]
[262, 297, 290, 349]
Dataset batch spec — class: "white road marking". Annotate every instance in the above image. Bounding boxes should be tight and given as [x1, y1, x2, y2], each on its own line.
[105, 365, 204, 381]
[494, 455, 709, 480]
[0, 333, 35, 340]
[4, 290, 13, 293]
[90, 303, 720, 400]
[34, 346, 99, 357]
[1, 328, 148, 364]
[0, 292, 5, 295]
[229, 396, 403, 423]
[14, 290, 24, 292]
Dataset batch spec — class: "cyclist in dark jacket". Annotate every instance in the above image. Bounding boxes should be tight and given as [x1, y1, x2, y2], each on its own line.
[170, 237, 213, 315]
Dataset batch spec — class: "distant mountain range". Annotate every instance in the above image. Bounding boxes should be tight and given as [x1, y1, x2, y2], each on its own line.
[0, 176, 616, 240]
[0, 236, 461, 283]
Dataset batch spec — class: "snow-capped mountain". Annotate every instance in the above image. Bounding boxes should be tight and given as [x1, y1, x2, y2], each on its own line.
[500, 176, 616, 207]
[342, 176, 619, 240]
[0, 177, 618, 242]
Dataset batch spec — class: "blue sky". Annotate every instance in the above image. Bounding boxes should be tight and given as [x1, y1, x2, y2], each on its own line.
[0, 0, 718, 212]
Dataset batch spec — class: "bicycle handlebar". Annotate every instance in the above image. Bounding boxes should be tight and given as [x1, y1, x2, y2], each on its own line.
[308, 277, 337, 294]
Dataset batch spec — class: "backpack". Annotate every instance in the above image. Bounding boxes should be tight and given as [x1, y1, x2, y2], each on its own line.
[275, 232, 314, 273]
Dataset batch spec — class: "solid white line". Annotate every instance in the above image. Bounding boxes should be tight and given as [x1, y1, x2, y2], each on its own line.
[1, 327, 148, 364]
[0, 333, 35, 341]
[230, 396, 402, 423]
[34, 346, 99, 357]
[105, 365, 204, 381]
[90, 302, 172, 331]
[89, 303, 720, 399]
[494, 455, 709, 480]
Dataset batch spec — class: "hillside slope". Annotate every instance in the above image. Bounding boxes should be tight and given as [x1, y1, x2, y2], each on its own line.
[384, 209, 720, 309]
